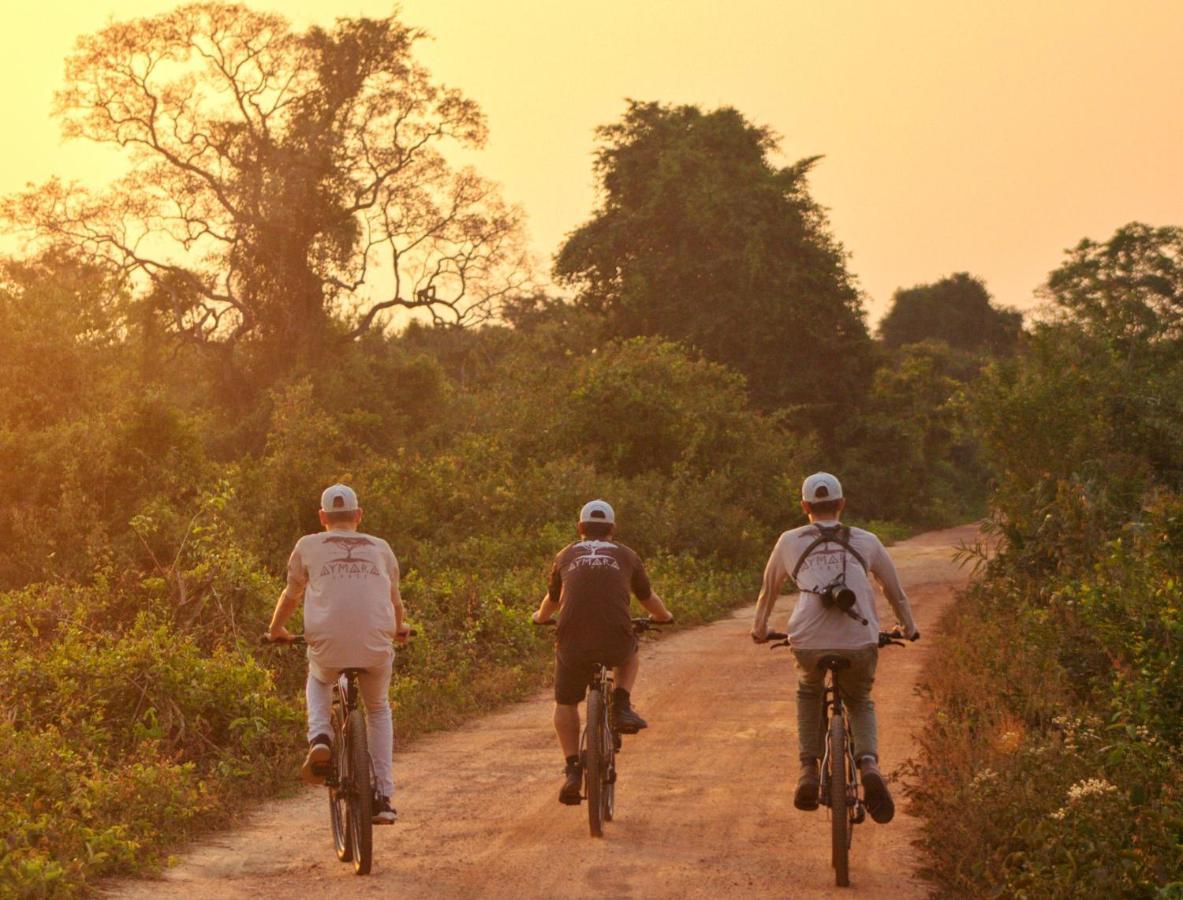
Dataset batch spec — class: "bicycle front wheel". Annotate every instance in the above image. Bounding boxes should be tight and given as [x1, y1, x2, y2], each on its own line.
[346, 708, 374, 875]
[829, 711, 850, 887]
[584, 689, 605, 837]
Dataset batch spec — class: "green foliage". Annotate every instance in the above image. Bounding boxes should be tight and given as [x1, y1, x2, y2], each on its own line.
[840, 340, 987, 526]
[910, 222, 1183, 898]
[0, 579, 300, 897]
[1045, 222, 1183, 351]
[879, 272, 1021, 354]
[555, 100, 874, 434]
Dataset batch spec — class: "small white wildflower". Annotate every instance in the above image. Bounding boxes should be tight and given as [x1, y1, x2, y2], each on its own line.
[1065, 778, 1118, 803]
[971, 768, 999, 788]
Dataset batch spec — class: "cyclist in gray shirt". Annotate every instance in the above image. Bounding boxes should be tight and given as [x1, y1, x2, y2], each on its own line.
[751, 472, 918, 824]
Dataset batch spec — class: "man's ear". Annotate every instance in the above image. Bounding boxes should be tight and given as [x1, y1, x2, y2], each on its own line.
[355, 508, 364, 525]
[800, 500, 811, 517]
[318, 509, 330, 528]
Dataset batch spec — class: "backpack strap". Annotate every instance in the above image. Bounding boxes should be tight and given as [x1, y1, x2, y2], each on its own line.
[790, 524, 869, 582]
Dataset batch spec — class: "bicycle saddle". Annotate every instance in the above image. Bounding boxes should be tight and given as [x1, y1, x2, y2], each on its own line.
[817, 655, 852, 672]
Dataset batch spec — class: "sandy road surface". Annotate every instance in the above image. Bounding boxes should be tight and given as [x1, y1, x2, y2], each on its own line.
[106, 524, 979, 899]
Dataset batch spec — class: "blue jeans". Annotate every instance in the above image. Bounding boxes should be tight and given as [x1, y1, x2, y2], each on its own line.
[792, 646, 878, 764]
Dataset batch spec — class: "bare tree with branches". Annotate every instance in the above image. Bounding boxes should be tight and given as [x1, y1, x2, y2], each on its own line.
[4, 3, 529, 364]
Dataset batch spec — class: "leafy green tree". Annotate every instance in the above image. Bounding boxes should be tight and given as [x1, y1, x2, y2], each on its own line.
[878, 272, 1021, 353]
[554, 101, 873, 433]
[4, 3, 527, 372]
[1044, 222, 1183, 352]
[840, 341, 983, 524]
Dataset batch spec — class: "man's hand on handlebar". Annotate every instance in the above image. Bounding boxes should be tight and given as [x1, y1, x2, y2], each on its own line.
[267, 625, 297, 643]
[395, 624, 413, 645]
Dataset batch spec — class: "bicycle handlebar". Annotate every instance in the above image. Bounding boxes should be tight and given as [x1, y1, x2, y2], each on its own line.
[260, 630, 416, 646]
[533, 616, 672, 633]
[760, 627, 919, 650]
[261, 633, 307, 645]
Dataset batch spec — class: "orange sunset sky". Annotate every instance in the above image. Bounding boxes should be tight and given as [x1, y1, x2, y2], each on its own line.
[2, 0, 1181, 324]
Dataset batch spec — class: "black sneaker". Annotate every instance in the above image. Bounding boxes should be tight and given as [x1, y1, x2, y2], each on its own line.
[794, 761, 820, 811]
[559, 761, 583, 805]
[860, 758, 895, 824]
[372, 795, 397, 825]
[301, 734, 332, 785]
[613, 705, 648, 734]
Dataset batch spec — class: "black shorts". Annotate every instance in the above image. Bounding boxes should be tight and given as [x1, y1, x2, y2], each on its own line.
[554, 641, 637, 705]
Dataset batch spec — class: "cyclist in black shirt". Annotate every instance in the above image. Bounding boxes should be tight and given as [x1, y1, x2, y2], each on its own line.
[533, 500, 673, 804]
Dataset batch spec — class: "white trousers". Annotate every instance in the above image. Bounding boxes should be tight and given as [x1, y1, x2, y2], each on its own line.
[306, 657, 394, 799]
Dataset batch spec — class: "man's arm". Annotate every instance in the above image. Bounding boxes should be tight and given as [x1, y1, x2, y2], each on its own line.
[268, 581, 304, 640]
[532, 560, 563, 623]
[869, 539, 918, 639]
[751, 537, 788, 642]
[268, 545, 307, 641]
[390, 562, 411, 643]
[639, 591, 674, 622]
[533, 592, 561, 624]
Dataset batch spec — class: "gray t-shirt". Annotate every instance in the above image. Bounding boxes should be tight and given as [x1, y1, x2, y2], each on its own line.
[286, 530, 399, 672]
[752, 520, 916, 650]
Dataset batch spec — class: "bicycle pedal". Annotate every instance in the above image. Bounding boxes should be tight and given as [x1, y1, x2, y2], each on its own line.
[853, 802, 866, 825]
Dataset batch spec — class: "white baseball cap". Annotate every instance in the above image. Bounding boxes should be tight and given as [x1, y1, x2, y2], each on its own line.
[801, 472, 843, 504]
[579, 499, 616, 525]
[320, 484, 359, 512]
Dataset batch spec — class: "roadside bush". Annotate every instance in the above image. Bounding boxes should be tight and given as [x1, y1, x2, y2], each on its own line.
[909, 223, 1183, 898]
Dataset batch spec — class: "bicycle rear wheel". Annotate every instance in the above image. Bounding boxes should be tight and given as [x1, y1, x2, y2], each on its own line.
[330, 702, 352, 862]
[346, 708, 374, 875]
[584, 689, 606, 837]
[829, 711, 850, 887]
[603, 698, 617, 822]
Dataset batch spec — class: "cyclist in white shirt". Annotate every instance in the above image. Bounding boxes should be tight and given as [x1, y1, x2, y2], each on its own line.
[267, 484, 411, 825]
[751, 472, 918, 824]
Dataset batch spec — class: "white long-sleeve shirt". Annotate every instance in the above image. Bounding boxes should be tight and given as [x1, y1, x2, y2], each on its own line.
[752, 519, 917, 650]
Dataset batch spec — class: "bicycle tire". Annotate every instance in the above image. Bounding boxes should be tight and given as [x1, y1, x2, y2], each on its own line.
[347, 708, 374, 875]
[603, 699, 616, 823]
[585, 689, 605, 837]
[829, 711, 850, 887]
[330, 701, 351, 862]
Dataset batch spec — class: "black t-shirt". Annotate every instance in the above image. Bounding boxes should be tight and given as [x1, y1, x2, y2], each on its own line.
[548, 540, 652, 656]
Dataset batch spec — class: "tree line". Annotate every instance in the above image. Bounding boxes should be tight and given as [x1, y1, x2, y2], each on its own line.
[6, 2, 1174, 895]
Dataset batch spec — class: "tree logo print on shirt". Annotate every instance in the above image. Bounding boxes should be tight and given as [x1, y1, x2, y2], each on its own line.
[567, 540, 622, 572]
[320, 535, 381, 578]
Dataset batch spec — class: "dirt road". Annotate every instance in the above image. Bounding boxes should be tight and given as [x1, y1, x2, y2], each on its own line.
[107, 524, 978, 899]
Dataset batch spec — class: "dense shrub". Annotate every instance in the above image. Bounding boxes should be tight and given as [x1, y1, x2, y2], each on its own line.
[909, 223, 1183, 898]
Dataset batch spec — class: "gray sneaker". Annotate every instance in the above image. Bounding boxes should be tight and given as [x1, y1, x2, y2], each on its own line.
[372, 796, 397, 825]
[301, 736, 332, 786]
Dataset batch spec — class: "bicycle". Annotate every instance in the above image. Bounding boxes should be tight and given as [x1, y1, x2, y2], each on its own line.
[262, 634, 406, 876]
[538, 616, 667, 837]
[765, 627, 914, 887]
